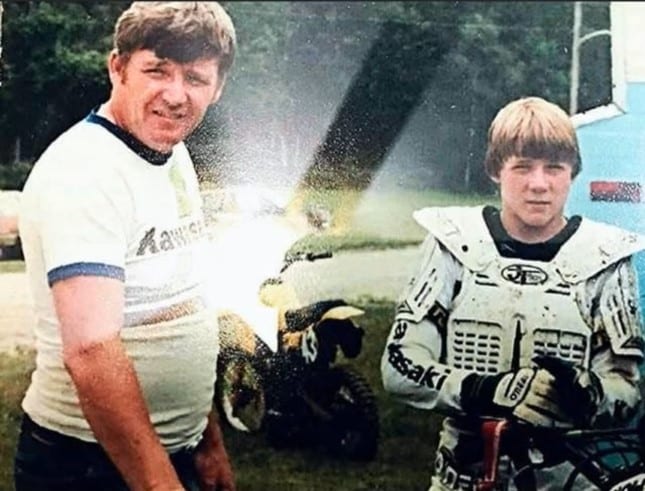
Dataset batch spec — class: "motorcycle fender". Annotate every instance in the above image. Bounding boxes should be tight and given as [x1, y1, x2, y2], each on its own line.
[321, 305, 365, 321]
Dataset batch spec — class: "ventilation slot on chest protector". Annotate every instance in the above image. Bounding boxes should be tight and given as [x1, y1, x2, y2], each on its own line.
[451, 323, 501, 374]
[532, 329, 587, 365]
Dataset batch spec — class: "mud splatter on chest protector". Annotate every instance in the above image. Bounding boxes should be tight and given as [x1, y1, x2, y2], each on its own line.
[413, 206, 645, 375]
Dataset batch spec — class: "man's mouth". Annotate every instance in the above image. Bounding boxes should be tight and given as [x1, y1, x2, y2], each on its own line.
[152, 109, 186, 121]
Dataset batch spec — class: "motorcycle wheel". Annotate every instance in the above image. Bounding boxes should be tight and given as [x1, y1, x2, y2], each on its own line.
[216, 351, 266, 432]
[320, 365, 379, 461]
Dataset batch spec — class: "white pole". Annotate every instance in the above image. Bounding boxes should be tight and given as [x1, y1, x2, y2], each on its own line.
[570, 1, 583, 115]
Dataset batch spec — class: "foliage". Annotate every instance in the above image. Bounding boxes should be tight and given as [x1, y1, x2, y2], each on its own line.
[0, 2, 126, 163]
[0, 2, 611, 193]
[0, 161, 32, 190]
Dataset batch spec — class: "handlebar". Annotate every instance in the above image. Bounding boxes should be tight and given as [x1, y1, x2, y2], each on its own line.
[476, 417, 645, 491]
[280, 250, 333, 273]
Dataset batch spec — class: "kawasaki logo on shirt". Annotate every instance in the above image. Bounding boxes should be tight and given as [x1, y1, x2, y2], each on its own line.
[136, 220, 206, 256]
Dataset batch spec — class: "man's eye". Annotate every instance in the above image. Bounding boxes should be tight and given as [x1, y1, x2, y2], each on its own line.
[144, 68, 165, 76]
[186, 74, 207, 86]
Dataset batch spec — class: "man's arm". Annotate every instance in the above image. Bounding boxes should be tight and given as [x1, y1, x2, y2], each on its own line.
[193, 409, 235, 491]
[53, 275, 184, 491]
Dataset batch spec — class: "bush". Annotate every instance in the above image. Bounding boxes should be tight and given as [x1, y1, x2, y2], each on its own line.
[0, 161, 33, 191]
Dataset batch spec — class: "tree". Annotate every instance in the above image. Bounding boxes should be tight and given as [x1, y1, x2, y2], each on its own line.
[0, 2, 126, 169]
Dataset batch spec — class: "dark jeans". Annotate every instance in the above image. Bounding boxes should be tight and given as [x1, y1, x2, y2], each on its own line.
[13, 414, 201, 491]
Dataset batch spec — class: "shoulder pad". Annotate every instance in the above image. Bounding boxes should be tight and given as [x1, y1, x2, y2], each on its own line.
[412, 206, 495, 272]
[554, 219, 645, 283]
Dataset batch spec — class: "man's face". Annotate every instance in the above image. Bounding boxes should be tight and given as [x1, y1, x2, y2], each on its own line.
[107, 49, 224, 153]
[493, 156, 573, 242]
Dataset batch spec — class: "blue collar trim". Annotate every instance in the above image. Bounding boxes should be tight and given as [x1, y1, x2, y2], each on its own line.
[85, 108, 172, 165]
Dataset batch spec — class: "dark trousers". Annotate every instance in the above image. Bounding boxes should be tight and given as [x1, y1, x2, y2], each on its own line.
[13, 414, 201, 491]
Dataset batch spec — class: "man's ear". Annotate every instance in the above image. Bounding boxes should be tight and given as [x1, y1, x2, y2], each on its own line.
[489, 172, 500, 185]
[107, 50, 127, 85]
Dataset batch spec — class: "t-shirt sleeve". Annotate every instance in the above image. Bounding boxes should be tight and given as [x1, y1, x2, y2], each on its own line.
[36, 170, 130, 286]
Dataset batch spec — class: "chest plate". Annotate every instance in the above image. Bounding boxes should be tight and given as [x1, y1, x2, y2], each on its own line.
[446, 256, 591, 374]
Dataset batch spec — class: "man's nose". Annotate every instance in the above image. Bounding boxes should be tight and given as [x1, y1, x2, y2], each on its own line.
[162, 76, 188, 106]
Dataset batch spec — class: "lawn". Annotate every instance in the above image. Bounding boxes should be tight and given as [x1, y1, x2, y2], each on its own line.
[0, 261, 24, 274]
[288, 186, 498, 254]
[0, 301, 445, 491]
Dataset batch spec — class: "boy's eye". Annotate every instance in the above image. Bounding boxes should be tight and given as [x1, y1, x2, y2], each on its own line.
[512, 162, 531, 171]
[546, 163, 567, 172]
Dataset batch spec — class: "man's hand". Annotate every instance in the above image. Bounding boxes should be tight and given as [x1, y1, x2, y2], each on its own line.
[194, 412, 235, 491]
[461, 367, 574, 428]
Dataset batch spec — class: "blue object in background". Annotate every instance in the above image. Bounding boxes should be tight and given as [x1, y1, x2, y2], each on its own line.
[567, 84, 645, 237]
[568, 83, 645, 374]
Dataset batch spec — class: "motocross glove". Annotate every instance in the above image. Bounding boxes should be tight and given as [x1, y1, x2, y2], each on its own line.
[533, 355, 604, 428]
[461, 367, 574, 428]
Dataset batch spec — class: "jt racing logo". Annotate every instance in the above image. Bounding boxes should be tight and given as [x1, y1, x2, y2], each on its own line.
[501, 264, 548, 285]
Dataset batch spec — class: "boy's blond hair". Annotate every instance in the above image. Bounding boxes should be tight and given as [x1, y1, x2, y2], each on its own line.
[114, 2, 236, 76]
[484, 97, 581, 178]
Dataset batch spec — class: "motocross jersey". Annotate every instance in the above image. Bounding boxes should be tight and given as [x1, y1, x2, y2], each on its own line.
[381, 205, 645, 491]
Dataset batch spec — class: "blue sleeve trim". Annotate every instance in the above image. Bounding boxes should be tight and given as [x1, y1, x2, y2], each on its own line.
[47, 262, 125, 287]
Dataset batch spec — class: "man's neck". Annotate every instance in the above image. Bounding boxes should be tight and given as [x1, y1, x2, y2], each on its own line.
[96, 103, 116, 124]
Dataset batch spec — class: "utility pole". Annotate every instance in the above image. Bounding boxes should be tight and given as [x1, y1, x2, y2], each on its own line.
[569, 2, 583, 115]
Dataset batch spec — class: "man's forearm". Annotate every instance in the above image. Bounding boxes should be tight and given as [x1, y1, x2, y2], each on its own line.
[199, 409, 227, 452]
[64, 336, 183, 491]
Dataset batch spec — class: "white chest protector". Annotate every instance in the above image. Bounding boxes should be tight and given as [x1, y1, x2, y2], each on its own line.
[413, 206, 645, 375]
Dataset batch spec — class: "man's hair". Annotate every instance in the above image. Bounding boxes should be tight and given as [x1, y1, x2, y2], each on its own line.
[484, 96, 581, 178]
[113, 2, 236, 75]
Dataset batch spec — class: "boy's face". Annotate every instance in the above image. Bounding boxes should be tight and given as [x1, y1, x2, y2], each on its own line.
[107, 49, 224, 153]
[493, 156, 573, 242]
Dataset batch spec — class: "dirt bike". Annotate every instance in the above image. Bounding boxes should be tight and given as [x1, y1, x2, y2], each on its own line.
[474, 415, 645, 490]
[214, 249, 380, 461]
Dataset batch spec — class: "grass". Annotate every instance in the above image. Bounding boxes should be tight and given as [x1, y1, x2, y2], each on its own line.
[0, 261, 24, 274]
[0, 301, 444, 491]
[290, 187, 499, 254]
[0, 348, 35, 488]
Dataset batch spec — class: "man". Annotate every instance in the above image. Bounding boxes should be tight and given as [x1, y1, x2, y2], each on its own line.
[381, 97, 645, 490]
[14, 3, 236, 490]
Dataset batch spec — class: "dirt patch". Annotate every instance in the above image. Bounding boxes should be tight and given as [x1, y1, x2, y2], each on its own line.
[0, 272, 35, 353]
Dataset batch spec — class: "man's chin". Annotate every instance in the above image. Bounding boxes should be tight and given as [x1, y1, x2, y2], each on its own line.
[146, 132, 187, 153]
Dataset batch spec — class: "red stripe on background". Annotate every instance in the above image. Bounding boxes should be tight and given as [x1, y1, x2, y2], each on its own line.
[590, 181, 641, 202]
